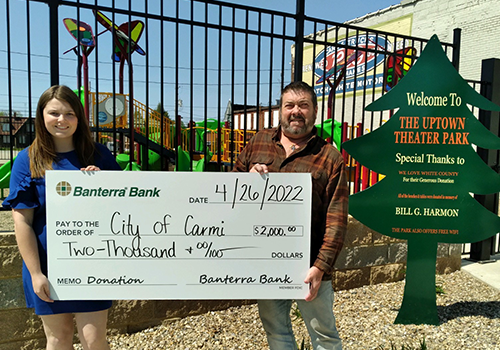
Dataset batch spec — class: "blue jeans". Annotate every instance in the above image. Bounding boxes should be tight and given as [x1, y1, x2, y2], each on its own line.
[257, 281, 342, 350]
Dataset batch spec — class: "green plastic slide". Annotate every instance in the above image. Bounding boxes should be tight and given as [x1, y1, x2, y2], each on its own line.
[315, 119, 342, 150]
[116, 153, 141, 171]
[0, 158, 14, 199]
[176, 146, 211, 172]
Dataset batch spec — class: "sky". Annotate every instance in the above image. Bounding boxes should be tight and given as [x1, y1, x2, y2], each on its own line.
[0, 0, 401, 120]
[223, 0, 400, 22]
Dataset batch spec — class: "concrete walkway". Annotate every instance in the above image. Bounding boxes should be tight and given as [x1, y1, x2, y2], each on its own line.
[461, 253, 500, 291]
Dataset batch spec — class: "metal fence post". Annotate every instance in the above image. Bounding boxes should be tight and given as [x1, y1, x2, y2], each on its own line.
[471, 58, 500, 261]
[293, 0, 305, 82]
[48, 0, 60, 86]
[452, 28, 461, 71]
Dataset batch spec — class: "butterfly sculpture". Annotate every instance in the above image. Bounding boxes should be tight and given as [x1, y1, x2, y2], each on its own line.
[93, 10, 146, 63]
[63, 18, 96, 50]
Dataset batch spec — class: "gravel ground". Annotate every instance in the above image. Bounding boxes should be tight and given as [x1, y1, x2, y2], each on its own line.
[2, 211, 499, 349]
[88, 270, 499, 350]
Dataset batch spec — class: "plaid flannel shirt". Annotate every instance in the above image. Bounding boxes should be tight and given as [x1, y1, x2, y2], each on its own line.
[233, 126, 348, 280]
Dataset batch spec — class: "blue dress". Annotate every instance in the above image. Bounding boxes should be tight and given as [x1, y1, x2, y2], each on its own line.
[3, 143, 122, 315]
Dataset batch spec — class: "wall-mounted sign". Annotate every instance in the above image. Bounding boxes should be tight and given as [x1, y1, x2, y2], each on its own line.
[302, 15, 414, 99]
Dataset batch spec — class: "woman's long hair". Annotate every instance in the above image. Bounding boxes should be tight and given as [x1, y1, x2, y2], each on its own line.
[29, 85, 96, 178]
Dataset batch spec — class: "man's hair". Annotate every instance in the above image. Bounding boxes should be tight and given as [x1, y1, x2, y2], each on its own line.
[279, 81, 317, 109]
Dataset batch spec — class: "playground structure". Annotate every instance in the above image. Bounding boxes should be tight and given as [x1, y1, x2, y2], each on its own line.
[87, 89, 380, 189]
[88, 90, 256, 169]
[0, 88, 375, 196]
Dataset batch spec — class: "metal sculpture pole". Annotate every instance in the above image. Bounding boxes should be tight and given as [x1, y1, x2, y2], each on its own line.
[93, 10, 146, 156]
[63, 18, 96, 121]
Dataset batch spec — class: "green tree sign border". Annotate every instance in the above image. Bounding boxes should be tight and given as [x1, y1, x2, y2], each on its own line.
[343, 35, 500, 325]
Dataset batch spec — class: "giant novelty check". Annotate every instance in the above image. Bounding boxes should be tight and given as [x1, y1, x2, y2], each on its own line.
[46, 171, 311, 300]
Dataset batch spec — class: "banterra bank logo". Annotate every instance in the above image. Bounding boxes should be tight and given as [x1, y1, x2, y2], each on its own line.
[55, 181, 160, 198]
[56, 181, 72, 196]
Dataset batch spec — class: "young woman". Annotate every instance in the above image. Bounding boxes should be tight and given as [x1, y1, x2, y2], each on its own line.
[3, 85, 121, 350]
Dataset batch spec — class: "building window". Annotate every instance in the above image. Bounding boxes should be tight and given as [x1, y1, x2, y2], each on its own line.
[3, 135, 10, 144]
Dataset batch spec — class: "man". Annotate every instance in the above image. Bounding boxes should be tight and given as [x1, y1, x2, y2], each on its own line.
[233, 81, 348, 350]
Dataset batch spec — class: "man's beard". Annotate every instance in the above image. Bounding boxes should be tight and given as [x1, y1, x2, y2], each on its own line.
[280, 115, 314, 136]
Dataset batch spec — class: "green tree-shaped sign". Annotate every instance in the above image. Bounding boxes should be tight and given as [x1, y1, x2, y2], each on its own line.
[343, 35, 500, 325]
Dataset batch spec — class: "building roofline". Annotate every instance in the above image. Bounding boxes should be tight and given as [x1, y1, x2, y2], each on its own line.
[345, 0, 419, 25]
[303, 0, 420, 40]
